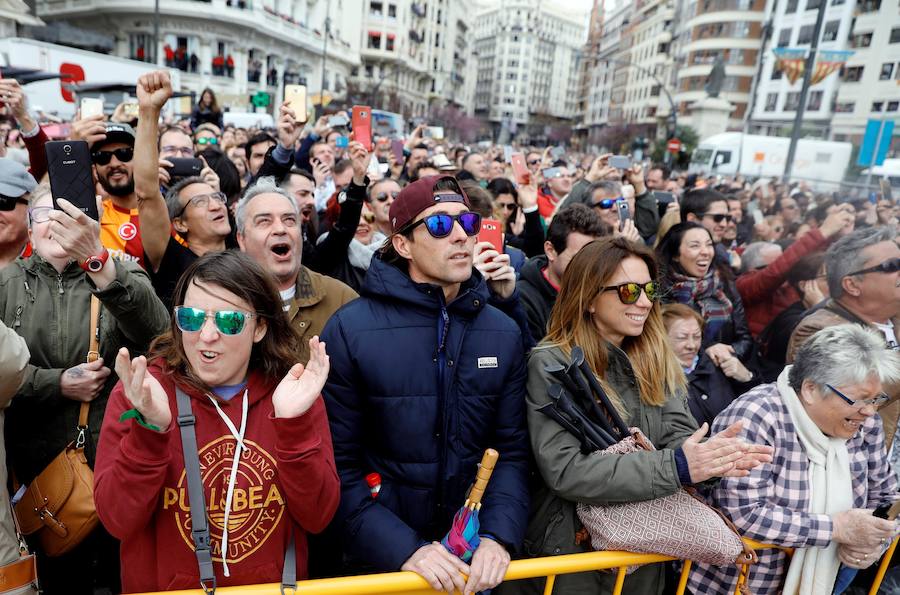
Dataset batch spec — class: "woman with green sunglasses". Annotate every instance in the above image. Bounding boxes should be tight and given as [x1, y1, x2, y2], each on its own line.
[94, 250, 339, 593]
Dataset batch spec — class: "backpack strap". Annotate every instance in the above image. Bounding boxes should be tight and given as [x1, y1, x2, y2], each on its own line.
[175, 387, 216, 595]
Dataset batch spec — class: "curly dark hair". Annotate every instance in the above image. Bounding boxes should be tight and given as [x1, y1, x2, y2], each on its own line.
[546, 204, 610, 254]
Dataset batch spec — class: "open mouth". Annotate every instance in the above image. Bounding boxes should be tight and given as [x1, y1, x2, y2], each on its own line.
[199, 350, 218, 363]
[271, 243, 291, 258]
[625, 313, 646, 322]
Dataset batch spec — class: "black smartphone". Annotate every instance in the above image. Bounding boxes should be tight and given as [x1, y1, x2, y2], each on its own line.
[616, 197, 631, 231]
[655, 191, 676, 218]
[166, 157, 203, 181]
[45, 140, 99, 220]
[874, 500, 900, 520]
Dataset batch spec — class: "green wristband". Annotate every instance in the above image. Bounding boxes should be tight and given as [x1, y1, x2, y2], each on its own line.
[119, 408, 162, 432]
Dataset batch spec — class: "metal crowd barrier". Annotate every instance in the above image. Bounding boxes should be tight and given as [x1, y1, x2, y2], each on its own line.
[142, 536, 899, 595]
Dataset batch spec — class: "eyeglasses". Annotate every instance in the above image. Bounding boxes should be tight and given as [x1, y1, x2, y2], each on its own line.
[497, 202, 517, 211]
[371, 190, 400, 203]
[846, 257, 900, 277]
[91, 147, 134, 165]
[599, 281, 661, 305]
[701, 212, 734, 224]
[173, 191, 227, 219]
[195, 137, 219, 145]
[28, 206, 52, 223]
[0, 194, 29, 211]
[175, 306, 255, 335]
[406, 212, 482, 238]
[527, 158, 541, 165]
[591, 198, 618, 210]
[825, 384, 890, 410]
[161, 146, 195, 157]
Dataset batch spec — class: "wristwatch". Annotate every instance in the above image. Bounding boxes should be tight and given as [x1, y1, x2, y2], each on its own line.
[80, 248, 110, 273]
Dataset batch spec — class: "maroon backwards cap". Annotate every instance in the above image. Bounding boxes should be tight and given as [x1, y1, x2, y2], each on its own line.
[389, 175, 470, 233]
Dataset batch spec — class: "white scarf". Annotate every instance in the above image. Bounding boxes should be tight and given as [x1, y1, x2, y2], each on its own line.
[778, 366, 854, 595]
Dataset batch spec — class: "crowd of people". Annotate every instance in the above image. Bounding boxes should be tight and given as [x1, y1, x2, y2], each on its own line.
[0, 68, 898, 595]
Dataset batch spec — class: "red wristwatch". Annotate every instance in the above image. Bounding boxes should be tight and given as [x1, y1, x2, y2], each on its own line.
[80, 248, 110, 273]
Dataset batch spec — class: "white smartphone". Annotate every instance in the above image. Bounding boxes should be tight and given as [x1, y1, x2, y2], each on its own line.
[80, 97, 104, 119]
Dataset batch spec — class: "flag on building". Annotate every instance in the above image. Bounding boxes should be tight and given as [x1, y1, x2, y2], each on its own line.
[773, 48, 808, 84]
[810, 50, 854, 85]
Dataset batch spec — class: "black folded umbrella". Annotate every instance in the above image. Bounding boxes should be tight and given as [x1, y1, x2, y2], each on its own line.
[549, 384, 616, 449]
[570, 346, 631, 438]
[537, 402, 597, 454]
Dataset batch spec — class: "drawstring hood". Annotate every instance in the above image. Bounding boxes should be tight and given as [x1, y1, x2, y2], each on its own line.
[207, 389, 249, 577]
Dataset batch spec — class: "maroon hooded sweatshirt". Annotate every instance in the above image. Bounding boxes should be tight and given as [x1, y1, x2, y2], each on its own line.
[94, 360, 339, 593]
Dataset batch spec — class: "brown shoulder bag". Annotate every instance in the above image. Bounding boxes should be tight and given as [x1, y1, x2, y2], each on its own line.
[13, 296, 101, 557]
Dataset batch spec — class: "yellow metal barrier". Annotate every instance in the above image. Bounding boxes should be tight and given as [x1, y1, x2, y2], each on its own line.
[142, 536, 899, 595]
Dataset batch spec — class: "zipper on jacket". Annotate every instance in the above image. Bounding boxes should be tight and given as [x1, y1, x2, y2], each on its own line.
[56, 274, 64, 295]
[13, 306, 22, 329]
[434, 304, 451, 524]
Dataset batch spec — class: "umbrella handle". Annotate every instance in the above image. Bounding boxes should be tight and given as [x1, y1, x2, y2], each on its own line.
[467, 449, 499, 507]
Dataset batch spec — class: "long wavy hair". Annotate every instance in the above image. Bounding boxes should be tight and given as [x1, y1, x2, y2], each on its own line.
[150, 250, 299, 393]
[543, 237, 686, 411]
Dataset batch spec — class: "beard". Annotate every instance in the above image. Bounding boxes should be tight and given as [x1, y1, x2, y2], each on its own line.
[98, 168, 135, 197]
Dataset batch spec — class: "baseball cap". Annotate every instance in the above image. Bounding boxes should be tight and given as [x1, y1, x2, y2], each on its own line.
[94, 122, 136, 149]
[389, 175, 470, 233]
[0, 158, 38, 204]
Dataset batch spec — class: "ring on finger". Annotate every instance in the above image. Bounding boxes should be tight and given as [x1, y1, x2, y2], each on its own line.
[856, 557, 862, 565]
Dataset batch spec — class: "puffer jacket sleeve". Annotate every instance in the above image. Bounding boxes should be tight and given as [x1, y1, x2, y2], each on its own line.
[488, 289, 536, 353]
[320, 311, 424, 571]
[634, 191, 660, 242]
[91, 261, 169, 349]
[473, 330, 530, 551]
[526, 348, 684, 505]
[0, 321, 29, 407]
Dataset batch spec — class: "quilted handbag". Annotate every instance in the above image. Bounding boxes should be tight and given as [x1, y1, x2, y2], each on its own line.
[575, 428, 756, 573]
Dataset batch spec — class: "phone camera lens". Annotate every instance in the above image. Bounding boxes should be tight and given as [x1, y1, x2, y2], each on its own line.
[63, 144, 72, 155]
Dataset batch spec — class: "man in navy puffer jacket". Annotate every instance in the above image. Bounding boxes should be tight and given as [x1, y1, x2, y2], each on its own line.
[321, 175, 530, 595]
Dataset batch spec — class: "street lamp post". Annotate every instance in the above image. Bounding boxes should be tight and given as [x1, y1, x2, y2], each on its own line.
[153, 0, 160, 66]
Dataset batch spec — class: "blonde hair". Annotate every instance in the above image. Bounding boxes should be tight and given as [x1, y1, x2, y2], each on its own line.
[543, 237, 687, 412]
[653, 207, 681, 249]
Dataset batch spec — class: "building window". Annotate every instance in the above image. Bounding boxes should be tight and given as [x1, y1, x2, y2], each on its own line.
[388, 4, 397, 17]
[872, 101, 884, 112]
[764, 92, 778, 111]
[365, 64, 374, 78]
[822, 21, 839, 42]
[857, 0, 881, 12]
[778, 28, 792, 47]
[807, 90, 823, 110]
[834, 101, 854, 112]
[881, 63, 895, 80]
[888, 101, 900, 112]
[386, 35, 395, 51]
[370, 1, 383, 16]
[891, 28, 900, 43]
[797, 25, 814, 45]
[843, 65, 864, 81]
[771, 67, 784, 80]
[851, 32, 873, 48]
[368, 33, 382, 49]
[785, 0, 799, 12]
[784, 92, 801, 111]
[806, 0, 822, 9]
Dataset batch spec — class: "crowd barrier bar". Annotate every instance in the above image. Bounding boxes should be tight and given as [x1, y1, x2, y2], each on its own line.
[140, 536, 900, 595]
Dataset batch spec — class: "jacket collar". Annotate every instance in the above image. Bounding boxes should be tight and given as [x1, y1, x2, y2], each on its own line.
[520, 255, 557, 300]
[21, 253, 83, 279]
[149, 358, 277, 408]
[291, 266, 325, 308]
[362, 253, 490, 316]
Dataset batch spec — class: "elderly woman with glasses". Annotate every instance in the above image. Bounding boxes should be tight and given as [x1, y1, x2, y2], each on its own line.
[0, 184, 168, 593]
[657, 222, 756, 372]
[689, 324, 900, 595]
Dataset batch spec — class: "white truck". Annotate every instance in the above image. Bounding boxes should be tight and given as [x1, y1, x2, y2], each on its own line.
[0, 37, 180, 119]
[689, 132, 853, 189]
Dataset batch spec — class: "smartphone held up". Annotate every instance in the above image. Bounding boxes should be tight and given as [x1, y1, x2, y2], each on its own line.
[351, 105, 373, 151]
[45, 140, 99, 220]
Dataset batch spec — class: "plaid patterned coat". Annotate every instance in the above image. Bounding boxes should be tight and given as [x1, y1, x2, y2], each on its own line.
[687, 382, 898, 594]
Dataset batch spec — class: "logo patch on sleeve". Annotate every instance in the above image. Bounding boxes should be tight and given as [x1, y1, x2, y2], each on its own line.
[478, 356, 498, 369]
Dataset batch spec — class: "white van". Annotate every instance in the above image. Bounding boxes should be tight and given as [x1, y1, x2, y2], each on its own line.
[223, 111, 275, 130]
